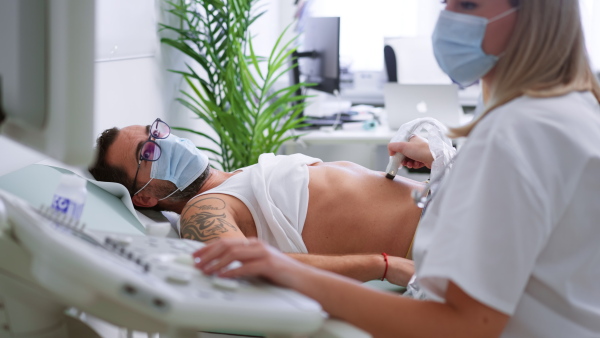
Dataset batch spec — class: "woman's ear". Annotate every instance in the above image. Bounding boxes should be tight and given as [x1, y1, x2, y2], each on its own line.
[132, 192, 158, 208]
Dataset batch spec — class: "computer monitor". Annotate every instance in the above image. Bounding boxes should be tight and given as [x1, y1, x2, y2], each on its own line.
[291, 16, 341, 96]
[0, 0, 96, 167]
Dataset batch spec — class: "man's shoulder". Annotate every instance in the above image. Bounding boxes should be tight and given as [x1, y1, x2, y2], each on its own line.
[182, 193, 235, 217]
[179, 193, 245, 242]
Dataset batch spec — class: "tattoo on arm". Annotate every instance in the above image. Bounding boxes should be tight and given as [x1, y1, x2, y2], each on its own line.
[180, 197, 239, 242]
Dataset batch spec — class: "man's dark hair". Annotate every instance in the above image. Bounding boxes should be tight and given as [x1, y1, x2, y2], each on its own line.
[89, 127, 133, 193]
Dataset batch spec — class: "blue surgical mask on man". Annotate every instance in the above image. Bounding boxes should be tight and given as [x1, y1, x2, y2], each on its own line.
[432, 7, 518, 87]
[135, 134, 209, 201]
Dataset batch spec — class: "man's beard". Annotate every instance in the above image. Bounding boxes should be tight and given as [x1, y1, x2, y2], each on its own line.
[148, 169, 210, 211]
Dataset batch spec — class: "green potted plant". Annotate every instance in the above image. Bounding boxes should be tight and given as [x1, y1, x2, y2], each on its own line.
[160, 0, 311, 172]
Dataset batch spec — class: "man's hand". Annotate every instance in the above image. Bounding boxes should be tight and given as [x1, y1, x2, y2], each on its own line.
[385, 256, 414, 287]
[388, 135, 434, 169]
[195, 238, 416, 287]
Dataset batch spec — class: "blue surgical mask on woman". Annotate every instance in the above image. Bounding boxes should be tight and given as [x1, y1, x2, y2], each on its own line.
[136, 134, 209, 201]
[432, 7, 518, 87]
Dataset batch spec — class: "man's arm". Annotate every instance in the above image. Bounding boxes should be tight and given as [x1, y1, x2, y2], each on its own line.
[180, 196, 414, 285]
[179, 196, 245, 242]
[288, 253, 414, 286]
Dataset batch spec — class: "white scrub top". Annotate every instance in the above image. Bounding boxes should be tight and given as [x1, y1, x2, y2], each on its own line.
[413, 91, 600, 337]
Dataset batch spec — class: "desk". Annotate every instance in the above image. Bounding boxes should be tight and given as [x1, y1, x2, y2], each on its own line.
[289, 124, 395, 145]
[340, 82, 481, 107]
[283, 112, 468, 180]
[283, 124, 395, 171]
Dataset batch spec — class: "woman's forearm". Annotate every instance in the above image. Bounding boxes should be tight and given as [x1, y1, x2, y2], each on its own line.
[194, 238, 508, 337]
[288, 266, 507, 338]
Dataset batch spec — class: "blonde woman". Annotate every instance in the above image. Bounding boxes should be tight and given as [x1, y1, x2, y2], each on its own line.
[193, 0, 600, 336]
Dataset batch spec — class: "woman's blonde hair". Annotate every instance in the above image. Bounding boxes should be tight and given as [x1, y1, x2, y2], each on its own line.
[450, 0, 600, 138]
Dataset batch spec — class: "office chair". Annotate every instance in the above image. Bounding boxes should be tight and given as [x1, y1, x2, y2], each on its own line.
[384, 45, 398, 83]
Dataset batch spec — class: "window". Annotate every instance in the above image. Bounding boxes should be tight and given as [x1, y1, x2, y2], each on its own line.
[307, 1, 600, 72]
[305, 0, 443, 72]
[580, 0, 600, 71]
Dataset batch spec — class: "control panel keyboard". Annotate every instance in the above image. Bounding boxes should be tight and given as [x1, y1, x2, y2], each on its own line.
[0, 189, 325, 336]
[88, 231, 244, 292]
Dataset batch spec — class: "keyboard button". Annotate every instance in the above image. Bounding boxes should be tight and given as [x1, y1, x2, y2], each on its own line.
[110, 236, 132, 246]
[211, 276, 239, 291]
[173, 253, 195, 267]
[165, 272, 192, 284]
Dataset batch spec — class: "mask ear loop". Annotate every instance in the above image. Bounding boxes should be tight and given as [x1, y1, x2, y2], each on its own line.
[135, 179, 179, 201]
[157, 188, 180, 201]
[487, 7, 519, 58]
[133, 178, 153, 196]
[488, 6, 518, 23]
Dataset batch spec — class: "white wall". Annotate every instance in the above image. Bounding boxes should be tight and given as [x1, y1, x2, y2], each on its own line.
[0, 0, 301, 177]
[1, 0, 178, 177]
[580, 0, 600, 71]
[94, 0, 166, 131]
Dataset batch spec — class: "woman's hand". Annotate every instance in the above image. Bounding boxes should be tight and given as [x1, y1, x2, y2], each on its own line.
[388, 135, 434, 169]
[192, 238, 309, 288]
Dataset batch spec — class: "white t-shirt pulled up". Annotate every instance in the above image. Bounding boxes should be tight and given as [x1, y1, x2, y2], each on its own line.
[413, 91, 600, 337]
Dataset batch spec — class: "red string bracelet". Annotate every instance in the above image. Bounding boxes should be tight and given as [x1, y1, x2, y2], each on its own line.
[381, 252, 389, 281]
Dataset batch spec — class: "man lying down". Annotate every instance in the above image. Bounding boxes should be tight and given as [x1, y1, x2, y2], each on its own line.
[89, 120, 425, 286]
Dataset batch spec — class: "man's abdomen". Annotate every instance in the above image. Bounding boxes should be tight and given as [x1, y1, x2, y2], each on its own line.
[302, 162, 423, 257]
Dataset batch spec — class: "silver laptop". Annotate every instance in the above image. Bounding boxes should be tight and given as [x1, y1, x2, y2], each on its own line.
[384, 84, 463, 130]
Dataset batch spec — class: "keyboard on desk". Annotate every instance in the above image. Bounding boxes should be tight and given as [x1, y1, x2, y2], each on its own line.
[297, 112, 363, 130]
